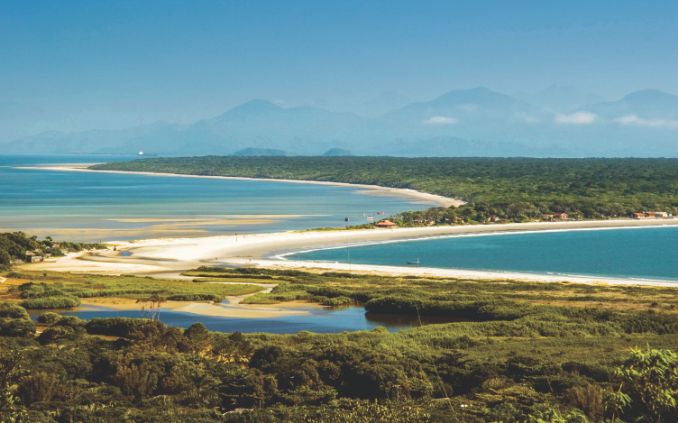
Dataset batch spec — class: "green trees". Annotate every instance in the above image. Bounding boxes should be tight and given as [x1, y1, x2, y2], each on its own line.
[0, 303, 34, 337]
[93, 156, 678, 225]
[0, 232, 100, 269]
[608, 347, 678, 422]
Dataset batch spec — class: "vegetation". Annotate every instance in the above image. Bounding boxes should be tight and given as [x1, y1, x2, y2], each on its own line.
[2, 271, 264, 309]
[93, 157, 678, 225]
[4, 265, 678, 420]
[0, 232, 100, 270]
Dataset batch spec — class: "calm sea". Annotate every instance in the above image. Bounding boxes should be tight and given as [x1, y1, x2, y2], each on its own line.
[0, 155, 436, 241]
[290, 226, 678, 281]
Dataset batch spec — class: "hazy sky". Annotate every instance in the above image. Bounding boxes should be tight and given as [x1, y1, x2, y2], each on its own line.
[1, 0, 676, 138]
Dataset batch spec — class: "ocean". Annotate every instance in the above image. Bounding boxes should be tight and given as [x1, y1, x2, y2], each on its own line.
[290, 226, 678, 281]
[0, 155, 436, 241]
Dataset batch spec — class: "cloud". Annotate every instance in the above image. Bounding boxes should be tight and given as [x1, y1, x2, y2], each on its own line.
[423, 115, 459, 125]
[614, 114, 678, 129]
[554, 112, 597, 125]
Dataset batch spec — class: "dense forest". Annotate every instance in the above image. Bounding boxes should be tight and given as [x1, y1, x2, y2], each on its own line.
[93, 157, 678, 225]
[2, 267, 678, 421]
[0, 232, 98, 270]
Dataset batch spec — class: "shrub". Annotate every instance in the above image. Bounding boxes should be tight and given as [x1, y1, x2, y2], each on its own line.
[55, 316, 85, 327]
[18, 371, 58, 405]
[15, 282, 66, 299]
[38, 325, 86, 344]
[320, 296, 353, 307]
[0, 317, 36, 337]
[365, 296, 527, 321]
[166, 293, 222, 302]
[0, 302, 30, 319]
[20, 295, 80, 309]
[85, 317, 166, 339]
[37, 312, 62, 325]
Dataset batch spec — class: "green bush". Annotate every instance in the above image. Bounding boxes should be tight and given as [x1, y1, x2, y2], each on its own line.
[166, 293, 222, 302]
[0, 302, 30, 319]
[38, 325, 86, 344]
[37, 311, 62, 324]
[365, 296, 527, 320]
[16, 282, 66, 298]
[0, 317, 36, 337]
[85, 317, 166, 339]
[20, 295, 80, 309]
[320, 296, 353, 306]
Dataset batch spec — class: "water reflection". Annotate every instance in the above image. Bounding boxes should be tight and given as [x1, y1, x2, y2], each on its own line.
[32, 305, 460, 334]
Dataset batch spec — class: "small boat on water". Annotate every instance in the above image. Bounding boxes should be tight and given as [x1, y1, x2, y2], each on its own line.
[407, 258, 421, 266]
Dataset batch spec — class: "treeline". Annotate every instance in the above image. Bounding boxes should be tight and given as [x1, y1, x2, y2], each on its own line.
[0, 232, 99, 270]
[93, 157, 678, 225]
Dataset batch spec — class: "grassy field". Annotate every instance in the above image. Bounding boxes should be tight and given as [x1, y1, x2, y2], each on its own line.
[1, 270, 264, 308]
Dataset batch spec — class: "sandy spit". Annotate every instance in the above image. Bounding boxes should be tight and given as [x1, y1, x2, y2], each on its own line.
[23, 219, 678, 287]
[18, 164, 463, 208]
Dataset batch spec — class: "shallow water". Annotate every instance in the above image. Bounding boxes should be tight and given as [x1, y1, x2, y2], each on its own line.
[49, 305, 454, 333]
[290, 226, 678, 281]
[0, 155, 435, 241]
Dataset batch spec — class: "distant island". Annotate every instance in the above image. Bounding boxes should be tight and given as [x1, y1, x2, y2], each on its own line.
[91, 156, 678, 226]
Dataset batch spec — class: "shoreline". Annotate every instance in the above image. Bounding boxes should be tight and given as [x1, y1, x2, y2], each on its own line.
[17, 164, 463, 208]
[23, 219, 678, 287]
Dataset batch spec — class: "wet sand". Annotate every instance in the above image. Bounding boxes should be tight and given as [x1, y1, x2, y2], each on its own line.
[79, 297, 319, 319]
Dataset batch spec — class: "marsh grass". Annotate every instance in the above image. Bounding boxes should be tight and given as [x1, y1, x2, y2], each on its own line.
[7, 271, 263, 303]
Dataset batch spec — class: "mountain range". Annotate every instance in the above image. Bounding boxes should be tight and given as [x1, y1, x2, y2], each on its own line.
[4, 87, 678, 157]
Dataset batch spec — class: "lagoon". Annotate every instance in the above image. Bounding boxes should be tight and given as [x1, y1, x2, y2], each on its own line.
[48, 305, 453, 333]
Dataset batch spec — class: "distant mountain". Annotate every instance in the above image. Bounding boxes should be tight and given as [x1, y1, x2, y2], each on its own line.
[233, 147, 287, 156]
[385, 87, 534, 118]
[352, 91, 412, 117]
[3, 88, 678, 157]
[580, 89, 678, 118]
[516, 85, 606, 112]
[323, 148, 352, 156]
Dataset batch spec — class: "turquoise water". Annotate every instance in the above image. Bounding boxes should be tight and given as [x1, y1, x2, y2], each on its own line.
[290, 227, 678, 281]
[0, 155, 435, 241]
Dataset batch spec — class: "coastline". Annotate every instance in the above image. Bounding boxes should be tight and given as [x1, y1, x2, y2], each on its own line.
[24, 218, 678, 287]
[17, 164, 463, 208]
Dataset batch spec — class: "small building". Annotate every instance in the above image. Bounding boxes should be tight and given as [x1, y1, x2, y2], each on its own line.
[543, 212, 568, 222]
[487, 215, 500, 223]
[25, 251, 44, 263]
[553, 212, 569, 221]
[633, 211, 672, 219]
[375, 219, 396, 228]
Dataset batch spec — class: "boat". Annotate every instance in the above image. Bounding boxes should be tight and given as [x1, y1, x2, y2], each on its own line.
[407, 258, 421, 266]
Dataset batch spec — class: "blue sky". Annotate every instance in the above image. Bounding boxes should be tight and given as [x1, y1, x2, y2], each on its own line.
[1, 0, 676, 138]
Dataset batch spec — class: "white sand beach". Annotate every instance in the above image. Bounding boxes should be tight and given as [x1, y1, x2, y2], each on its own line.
[24, 218, 678, 287]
